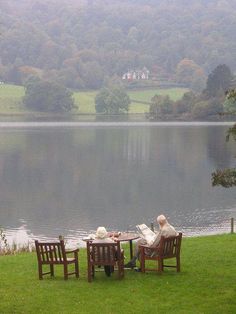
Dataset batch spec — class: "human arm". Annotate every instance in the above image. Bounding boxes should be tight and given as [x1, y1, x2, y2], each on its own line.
[149, 231, 162, 247]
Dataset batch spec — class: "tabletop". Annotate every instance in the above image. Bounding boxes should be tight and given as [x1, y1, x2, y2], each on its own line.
[109, 232, 140, 242]
[83, 232, 140, 242]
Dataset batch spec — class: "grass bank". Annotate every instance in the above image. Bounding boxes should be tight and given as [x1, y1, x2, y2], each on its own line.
[0, 84, 187, 115]
[0, 234, 236, 313]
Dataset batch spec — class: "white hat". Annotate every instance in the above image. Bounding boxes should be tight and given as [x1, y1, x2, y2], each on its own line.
[95, 226, 108, 239]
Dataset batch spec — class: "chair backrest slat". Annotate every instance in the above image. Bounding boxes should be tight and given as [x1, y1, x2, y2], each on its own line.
[35, 240, 65, 263]
[159, 233, 182, 258]
[87, 242, 120, 265]
[53, 245, 58, 261]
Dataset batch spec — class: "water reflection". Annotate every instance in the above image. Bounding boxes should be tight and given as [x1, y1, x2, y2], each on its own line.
[0, 122, 235, 247]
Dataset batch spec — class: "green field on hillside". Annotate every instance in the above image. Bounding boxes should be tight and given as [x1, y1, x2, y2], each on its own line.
[0, 84, 27, 114]
[0, 84, 188, 115]
[128, 88, 188, 113]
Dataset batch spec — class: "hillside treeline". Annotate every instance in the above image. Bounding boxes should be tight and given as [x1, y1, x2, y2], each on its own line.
[148, 64, 236, 121]
[1, 0, 236, 90]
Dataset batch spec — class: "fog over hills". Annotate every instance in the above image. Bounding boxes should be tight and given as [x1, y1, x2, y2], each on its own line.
[0, 0, 236, 89]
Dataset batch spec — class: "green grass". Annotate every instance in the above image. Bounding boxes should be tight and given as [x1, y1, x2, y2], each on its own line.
[1, 234, 236, 313]
[0, 84, 27, 114]
[73, 90, 97, 114]
[129, 87, 188, 102]
[0, 84, 188, 115]
[128, 88, 188, 113]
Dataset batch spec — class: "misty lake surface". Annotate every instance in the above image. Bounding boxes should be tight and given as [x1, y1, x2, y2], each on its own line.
[0, 120, 236, 247]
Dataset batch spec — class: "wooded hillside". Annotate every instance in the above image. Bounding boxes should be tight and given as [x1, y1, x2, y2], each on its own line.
[1, 0, 236, 89]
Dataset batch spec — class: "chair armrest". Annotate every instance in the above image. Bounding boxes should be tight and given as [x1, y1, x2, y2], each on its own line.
[139, 244, 159, 257]
[139, 244, 150, 249]
[66, 248, 79, 254]
[139, 244, 159, 251]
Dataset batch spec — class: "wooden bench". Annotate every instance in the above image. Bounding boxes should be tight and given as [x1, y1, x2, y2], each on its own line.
[86, 241, 124, 282]
[35, 240, 79, 280]
[140, 232, 182, 273]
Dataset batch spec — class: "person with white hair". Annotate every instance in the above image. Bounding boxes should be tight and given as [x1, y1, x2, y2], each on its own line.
[93, 226, 113, 243]
[125, 215, 177, 269]
[93, 226, 115, 277]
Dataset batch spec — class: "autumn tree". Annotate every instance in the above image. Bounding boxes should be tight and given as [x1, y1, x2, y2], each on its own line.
[175, 58, 206, 92]
[2, 1, 236, 89]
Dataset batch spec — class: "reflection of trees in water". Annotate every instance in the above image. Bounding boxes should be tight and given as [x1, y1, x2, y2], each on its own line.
[0, 130, 94, 231]
[206, 126, 235, 169]
[0, 126, 236, 239]
[93, 127, 151, 163]
[123, 128, 150, 162]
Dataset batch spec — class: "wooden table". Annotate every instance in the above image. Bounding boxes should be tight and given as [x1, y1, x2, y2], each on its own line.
[83, 233, 140, 260]
[112, 232, 140, 260]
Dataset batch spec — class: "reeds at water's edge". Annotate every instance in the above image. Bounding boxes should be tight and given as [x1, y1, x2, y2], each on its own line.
[0, 228, 33, 255]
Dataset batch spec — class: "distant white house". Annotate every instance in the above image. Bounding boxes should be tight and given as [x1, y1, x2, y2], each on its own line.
[122, 67, 150, 80]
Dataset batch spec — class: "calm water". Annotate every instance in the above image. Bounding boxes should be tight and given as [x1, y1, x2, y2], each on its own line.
[0, 121, 235, 247]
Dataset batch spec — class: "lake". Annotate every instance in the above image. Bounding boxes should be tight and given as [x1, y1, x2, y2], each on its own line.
[0, 121, 235, 248]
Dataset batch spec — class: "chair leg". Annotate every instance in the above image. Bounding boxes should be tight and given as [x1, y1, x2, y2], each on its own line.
[63, 264, 68, 280]
[38, 263, 43, 280]
[158, 259, 163, 273]
[75, 259, 79, 278]
[176, 256, 180, 272]
[140, 256, 145, 273]
[50, 264, 54, 277]
[121, 259, 124, 278]
[92, 265, 95, 278]
[88, 264, 92, 282]
[117, 262, 124, 279]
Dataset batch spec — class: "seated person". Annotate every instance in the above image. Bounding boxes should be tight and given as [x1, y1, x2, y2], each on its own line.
[93, 226, 115, 277]
[125, 214, 177, 268]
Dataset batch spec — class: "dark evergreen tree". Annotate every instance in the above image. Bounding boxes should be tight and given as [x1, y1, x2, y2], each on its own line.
[204, 64, 232, 98]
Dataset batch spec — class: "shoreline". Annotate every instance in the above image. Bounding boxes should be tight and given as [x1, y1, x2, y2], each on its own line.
[2, 221, 234, 250]
[0, 121, 234, 128]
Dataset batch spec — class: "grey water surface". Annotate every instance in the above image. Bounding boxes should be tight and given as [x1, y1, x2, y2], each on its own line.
[0, 121, 235, 247]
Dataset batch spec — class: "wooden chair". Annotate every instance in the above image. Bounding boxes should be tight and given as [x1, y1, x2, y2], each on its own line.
[86, 241, 124, 282]
[35, 240, 79, 280]
[140, 232, 182, 274]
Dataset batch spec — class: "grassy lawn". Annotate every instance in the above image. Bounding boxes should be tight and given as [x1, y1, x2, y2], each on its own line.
[73, 90, 97, 114]
[1, 234, 236, 313]
[128, 88, 188, 113]
[0, 84, 188, 115]
[0, 84, 27, 114]
[129, 87, 188, 102]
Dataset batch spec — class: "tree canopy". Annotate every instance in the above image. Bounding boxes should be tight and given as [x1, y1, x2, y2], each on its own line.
[148, 65, 228, 121]
[212, 91, 236, 187]
[95, 85, 130, 114]
[23, 78, 75, 112]
[1, 0, 236, 89]
[223, 89, 236, 113]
